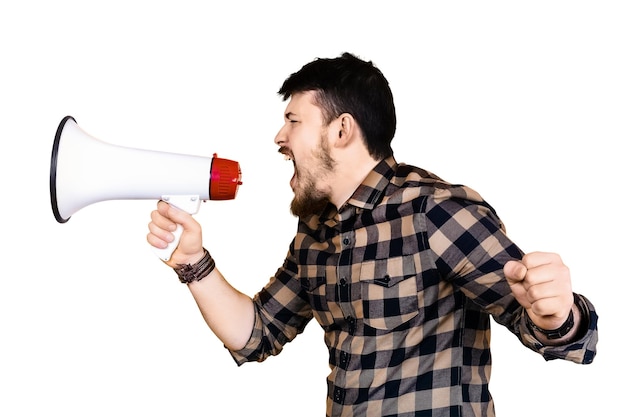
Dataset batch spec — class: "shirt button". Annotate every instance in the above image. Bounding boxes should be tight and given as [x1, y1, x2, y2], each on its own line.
[333, 387, 345, 403]
[346, 316, 355, 335]
[339, 278, 347, 286]
[343, 238, 350, 245]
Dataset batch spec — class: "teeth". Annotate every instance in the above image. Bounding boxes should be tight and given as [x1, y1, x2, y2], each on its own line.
[284, 154, 292, 161]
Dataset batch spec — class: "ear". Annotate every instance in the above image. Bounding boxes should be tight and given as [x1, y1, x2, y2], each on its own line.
[334, 113, 358, 148]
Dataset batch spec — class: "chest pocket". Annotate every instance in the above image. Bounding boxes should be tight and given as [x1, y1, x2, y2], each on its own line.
[359, 255, 420, 330]
[299, 273, 334, 326]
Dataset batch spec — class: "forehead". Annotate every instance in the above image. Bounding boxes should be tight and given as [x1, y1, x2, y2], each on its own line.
[284, 91, 322, 118]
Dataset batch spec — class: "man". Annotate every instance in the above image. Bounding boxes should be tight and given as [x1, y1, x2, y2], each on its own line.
[147, 53, 598, 417]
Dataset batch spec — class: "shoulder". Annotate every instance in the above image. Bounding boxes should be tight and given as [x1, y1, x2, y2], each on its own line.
[389, 163, 485, 203]
[388, 163, 505, 229]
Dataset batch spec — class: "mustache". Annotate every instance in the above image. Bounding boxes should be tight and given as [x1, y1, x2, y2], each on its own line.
[278, 146, 294, 161]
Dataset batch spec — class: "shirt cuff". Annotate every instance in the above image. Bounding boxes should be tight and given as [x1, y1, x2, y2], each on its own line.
[519, 293, 598, 364]
[227, 306, 264, 366]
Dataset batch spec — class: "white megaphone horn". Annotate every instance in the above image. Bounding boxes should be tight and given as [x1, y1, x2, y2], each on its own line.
[50, 116, 242, 261]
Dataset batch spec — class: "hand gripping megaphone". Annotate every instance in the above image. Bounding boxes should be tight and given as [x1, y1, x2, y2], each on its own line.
[50, 116, 242, 261]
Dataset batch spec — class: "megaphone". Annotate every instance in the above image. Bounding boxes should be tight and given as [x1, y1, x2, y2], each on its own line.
[50, 116, 242, 261]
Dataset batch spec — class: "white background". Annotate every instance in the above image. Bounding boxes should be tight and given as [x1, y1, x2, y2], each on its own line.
[1, 1, 623, 416]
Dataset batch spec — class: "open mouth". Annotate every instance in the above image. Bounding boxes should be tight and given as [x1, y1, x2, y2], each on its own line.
[279, 147, 297, 190]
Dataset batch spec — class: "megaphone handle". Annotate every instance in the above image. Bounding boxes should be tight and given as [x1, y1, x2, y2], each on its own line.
[152, 224, 183, 262]
[151, 195, 202, 262]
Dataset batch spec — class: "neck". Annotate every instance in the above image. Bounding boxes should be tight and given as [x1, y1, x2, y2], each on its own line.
[329, 151, 381, 209]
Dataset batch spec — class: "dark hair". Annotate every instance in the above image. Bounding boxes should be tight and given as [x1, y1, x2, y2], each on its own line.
[278, 52, 396, 160]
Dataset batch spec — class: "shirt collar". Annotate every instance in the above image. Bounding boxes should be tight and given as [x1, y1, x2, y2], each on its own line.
[344, 156, 398, 210]
[301, 156, 398, 230]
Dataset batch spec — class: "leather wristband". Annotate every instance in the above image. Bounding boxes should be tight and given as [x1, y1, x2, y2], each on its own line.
[527, 308, 574, 340]
[173, 249, 215, 284]
[526, 293, 585, 340]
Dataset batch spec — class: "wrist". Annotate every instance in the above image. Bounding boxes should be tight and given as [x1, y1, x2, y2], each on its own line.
[527, 307, 575, 340]
[173, 248, 216, 284]
[185, 250, 207, 265]
[526, 293, 588, 343]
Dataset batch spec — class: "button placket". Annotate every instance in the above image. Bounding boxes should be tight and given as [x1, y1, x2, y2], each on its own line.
[337, 229, 355, 318]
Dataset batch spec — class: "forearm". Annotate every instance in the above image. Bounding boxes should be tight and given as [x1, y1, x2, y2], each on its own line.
[187, 268, 255, 351]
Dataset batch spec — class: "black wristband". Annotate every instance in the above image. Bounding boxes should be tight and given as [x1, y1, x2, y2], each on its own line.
[173, 249, 216, 284]
[527, 308, 574, 340]
[526, 296, 579, 340]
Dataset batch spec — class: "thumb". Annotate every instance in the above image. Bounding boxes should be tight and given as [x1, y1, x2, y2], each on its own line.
[164, 203, 194, 227]
[156, 200, 194, 229]
[504, 260, 527, 284]
[504, 259, 532, 310]
[161, 203, 203, 259]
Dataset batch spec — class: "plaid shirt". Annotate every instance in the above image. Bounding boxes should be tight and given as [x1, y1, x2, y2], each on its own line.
[229, 157, 598, 417]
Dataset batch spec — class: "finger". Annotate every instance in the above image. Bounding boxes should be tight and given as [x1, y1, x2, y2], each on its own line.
[163, 204, 203, 239]
[524, 280, 562, 304]
[524, 266, 572, 301]
[147, 220, 174, 249]
[520, 251, 562, 270]
[527, 295, 563, 317]
[521, 261, 570, 288]
[157, 199, 171, 213]
[160, 202, 190, 226]
[150, 208, 177, 232]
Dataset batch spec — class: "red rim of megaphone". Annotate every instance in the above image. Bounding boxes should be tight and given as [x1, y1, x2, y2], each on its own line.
[209, 155, 242, 200]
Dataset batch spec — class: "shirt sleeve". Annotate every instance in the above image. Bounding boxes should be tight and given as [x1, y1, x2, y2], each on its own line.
[425, 192, 598, 364]
[228, 241, 313, 365]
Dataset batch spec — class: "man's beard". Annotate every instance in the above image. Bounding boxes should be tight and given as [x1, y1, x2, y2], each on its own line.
[290, 179, 330, 218]
[290, 133, 335, 218]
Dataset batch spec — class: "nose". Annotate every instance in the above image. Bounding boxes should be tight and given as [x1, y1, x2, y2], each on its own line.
[274, 123, 287, 146]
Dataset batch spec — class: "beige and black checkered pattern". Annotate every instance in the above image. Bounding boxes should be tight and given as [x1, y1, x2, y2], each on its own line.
[230, 157, 598, 417]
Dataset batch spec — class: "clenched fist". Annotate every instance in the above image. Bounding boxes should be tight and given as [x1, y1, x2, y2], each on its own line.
[504, 252, 574, 333]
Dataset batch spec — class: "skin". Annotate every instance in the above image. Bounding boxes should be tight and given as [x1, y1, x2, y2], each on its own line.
[147, 91, 582, 350]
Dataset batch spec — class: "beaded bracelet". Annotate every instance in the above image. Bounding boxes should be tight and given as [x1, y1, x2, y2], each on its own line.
[173, 249, 216, 284]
